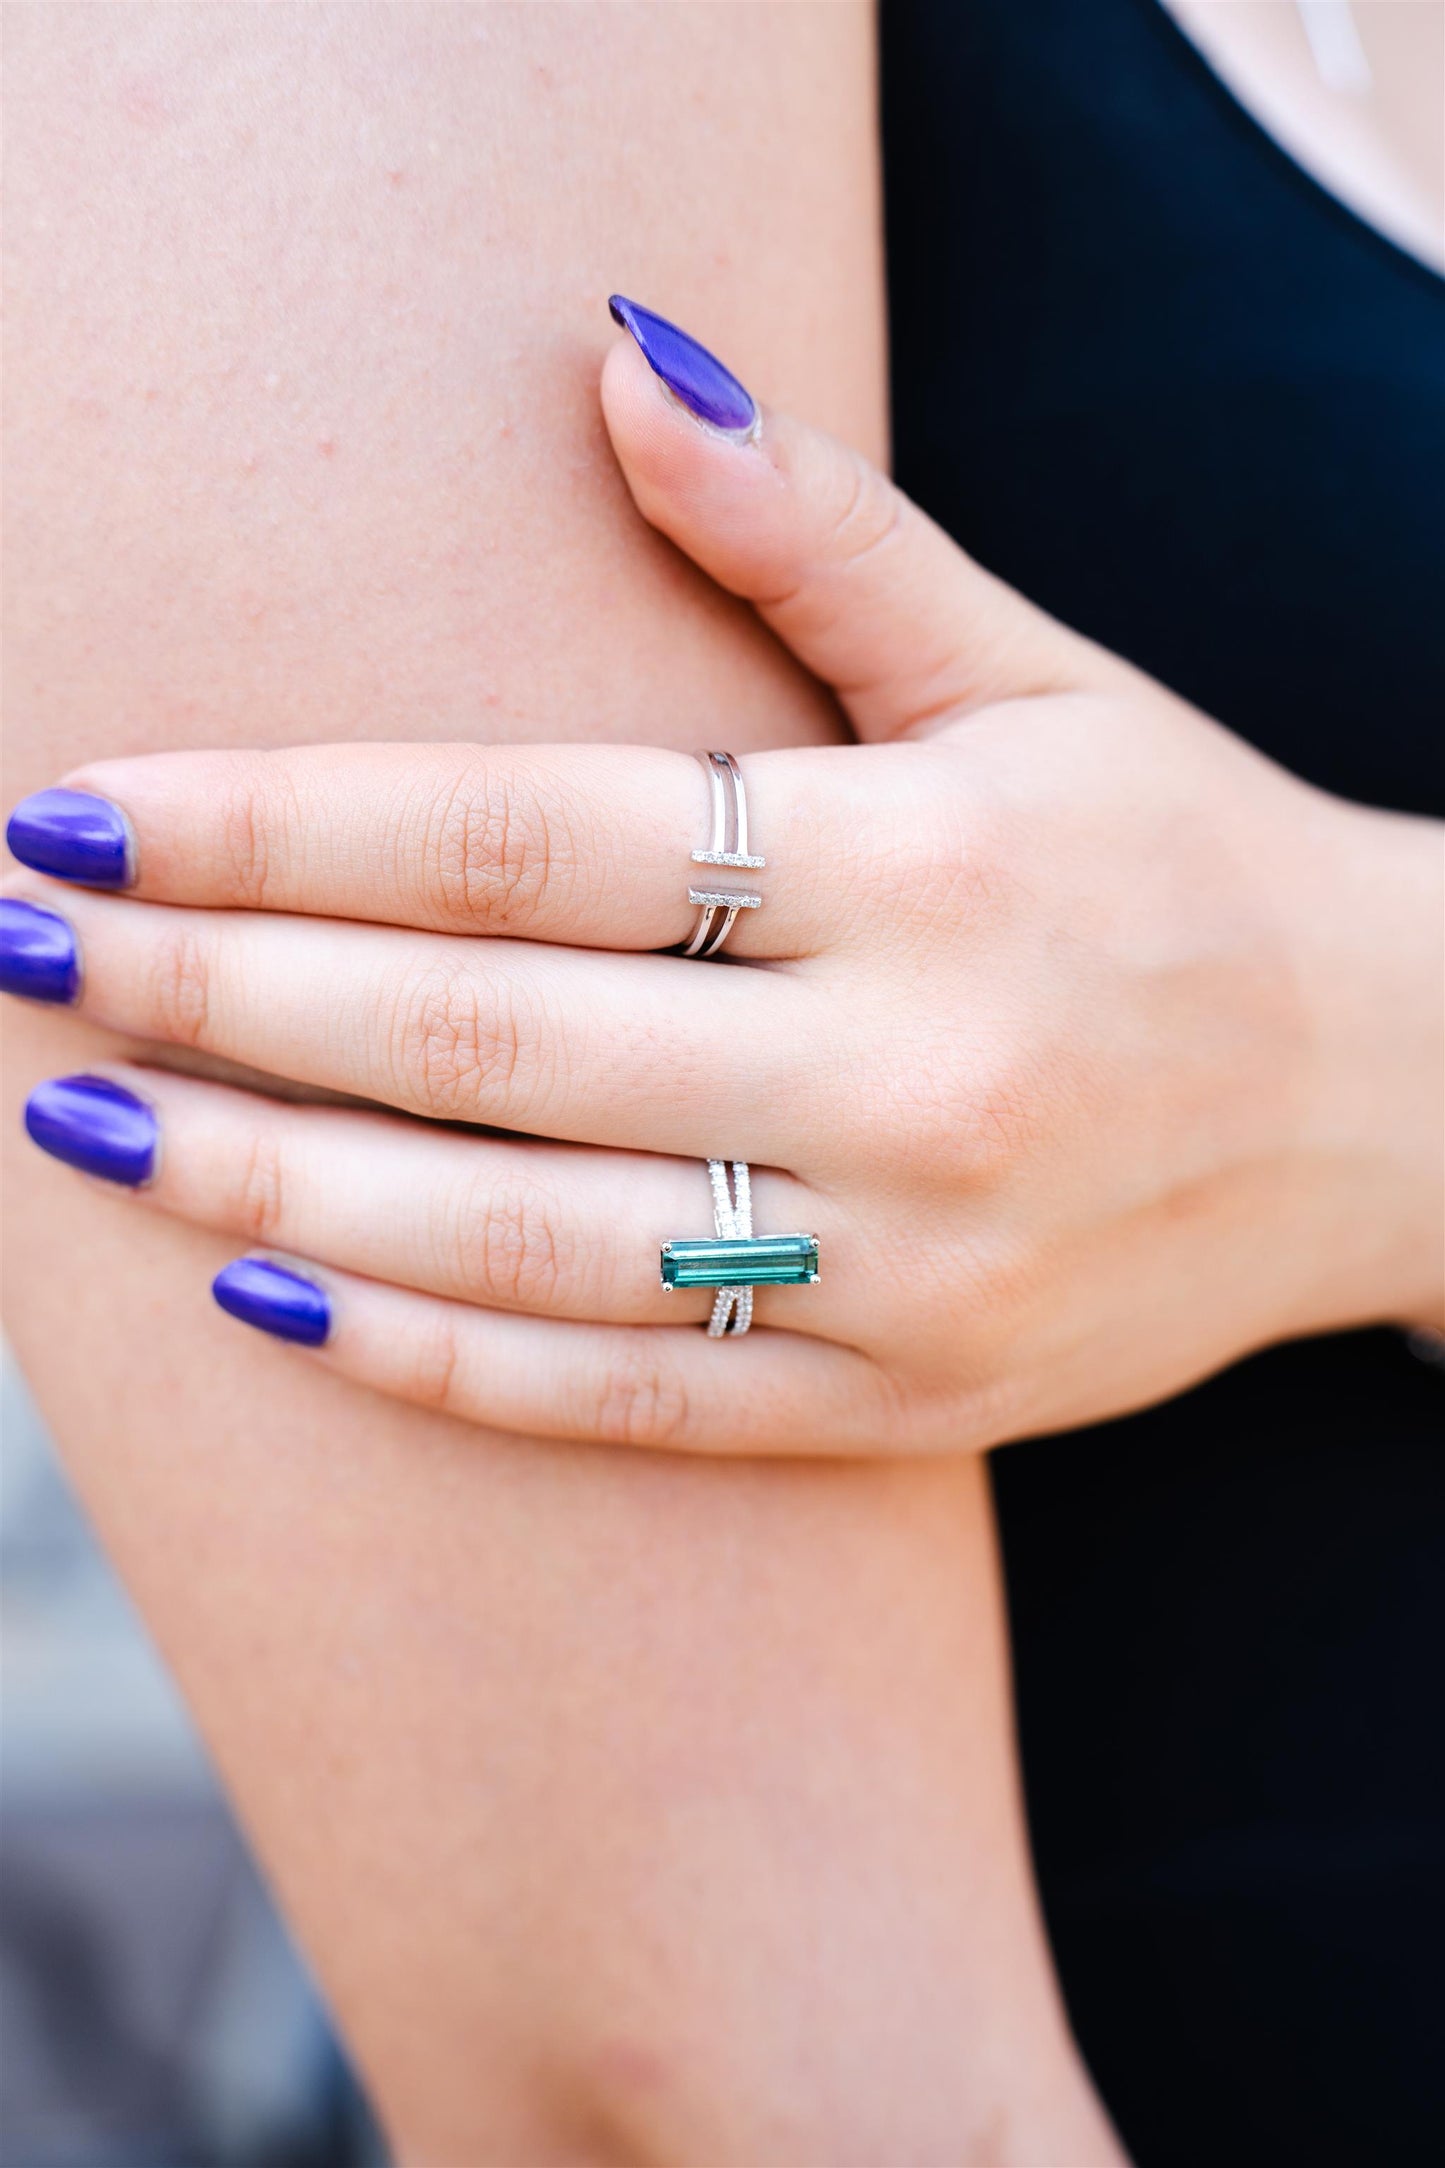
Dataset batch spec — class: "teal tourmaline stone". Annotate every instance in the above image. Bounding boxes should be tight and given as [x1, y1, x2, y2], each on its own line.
[660, 1234, 820, 1290]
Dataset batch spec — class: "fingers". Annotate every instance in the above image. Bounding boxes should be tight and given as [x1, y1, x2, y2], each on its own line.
[7, 743, 845, 958]
[71, 1064, 833, 1333]
[601, 313, 1134, 741]
[10, 881, 810, 1159]
[221, 1254, 895, 1458]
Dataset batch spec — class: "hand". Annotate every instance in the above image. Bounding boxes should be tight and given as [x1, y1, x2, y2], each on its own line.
[4, 307, 1440, 1454]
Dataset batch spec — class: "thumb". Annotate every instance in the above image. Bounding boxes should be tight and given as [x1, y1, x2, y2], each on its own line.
[601, 296, 1126, 740]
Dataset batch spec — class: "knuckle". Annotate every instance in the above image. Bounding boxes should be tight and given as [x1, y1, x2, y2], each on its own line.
[214, 756, 302, 909]
[921, 1374, 1020, 1456]
[232, 1125, 288, 1245]
[825, 448, 909, 572]
[216, 772, 272, 909]
[844, 782, 1023, 960]
[405, 1309, 465, 1418]
[455, 1174, 567, 1311]
[427, 763, 580, 932]
[147, 924, 215, 1049]
[840, 1025, 1041, 1192]
[959, 1044, 1053, 1185]
[916, 783, 1018, 921]
[391, 963, 538, 1121]
[757, 453, 908, 623]
[952, 1354, 1032, 1453]
[591, 1348, 691, 1451]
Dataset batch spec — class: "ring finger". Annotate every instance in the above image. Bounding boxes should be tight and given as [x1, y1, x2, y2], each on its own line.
[28, 1064, 842, 1336]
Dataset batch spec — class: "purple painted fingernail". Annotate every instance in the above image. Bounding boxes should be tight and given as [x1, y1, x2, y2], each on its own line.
[0, 899, 81, 1005]
[7, 788, 134, 888]
[25, 1074, 157, 1186]
[213, 1257, 331, 1347]
[608, 295, 758, 437]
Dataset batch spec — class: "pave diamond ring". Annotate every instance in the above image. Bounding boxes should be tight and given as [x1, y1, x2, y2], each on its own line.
[681, 750, 764, 960]
[660, 1159, 820, 1339]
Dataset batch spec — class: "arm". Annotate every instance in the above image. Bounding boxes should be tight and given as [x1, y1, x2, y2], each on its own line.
[1, 7, 1116, 2161]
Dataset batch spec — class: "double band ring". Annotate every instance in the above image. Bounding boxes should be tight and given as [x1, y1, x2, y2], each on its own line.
[682, 750, 764, 960]
[660, 1160, 820, 1339]
[668, 765, 812, 1338]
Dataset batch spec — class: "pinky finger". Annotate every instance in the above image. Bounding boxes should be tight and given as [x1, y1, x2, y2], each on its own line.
[211, 1253, 898, 1458]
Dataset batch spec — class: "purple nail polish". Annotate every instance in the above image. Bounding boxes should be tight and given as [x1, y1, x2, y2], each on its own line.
[7, 788, 134, 888]
[608, 295, 758, 436]
[25, 1073, 157, 1185]
[212, 1257, 331, 1347]
[0, 899, 80, 1005]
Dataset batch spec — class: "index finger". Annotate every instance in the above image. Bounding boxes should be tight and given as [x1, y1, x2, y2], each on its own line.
[5, 741, 851, 959]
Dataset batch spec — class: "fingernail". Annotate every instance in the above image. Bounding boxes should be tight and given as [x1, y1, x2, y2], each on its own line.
[212, 1257, 331, 1347]
[608, 295, 758, 437]
[0, 899, 81, 1005]
[25, 1073, 157, 1186]
[7, 788, 134, 888]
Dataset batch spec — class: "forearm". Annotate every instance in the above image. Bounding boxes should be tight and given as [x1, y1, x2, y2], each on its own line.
[3, 6, 1116, 2160]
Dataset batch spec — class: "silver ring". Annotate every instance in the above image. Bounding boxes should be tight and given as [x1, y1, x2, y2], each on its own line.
[659, 1160, 821, 1340]
[706, 1159, 753, 1338]
[682, 750, 764, 959]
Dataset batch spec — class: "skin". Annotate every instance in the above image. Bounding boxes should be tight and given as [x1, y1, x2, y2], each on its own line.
[1163, 0, 1445, 273]
[2, 6, 1121, 2165]
[10, 337, 1444, 1453]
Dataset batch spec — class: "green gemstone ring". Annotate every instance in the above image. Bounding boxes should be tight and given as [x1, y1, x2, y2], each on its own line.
[661, 1160, 820, 1338]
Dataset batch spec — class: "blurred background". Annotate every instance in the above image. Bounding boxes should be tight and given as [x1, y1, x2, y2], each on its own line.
[1, 1352, 385, 2168]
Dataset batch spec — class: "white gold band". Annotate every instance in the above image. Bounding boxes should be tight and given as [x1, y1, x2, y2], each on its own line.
[682, 750, 765, 959]
[706, 1158, 754, 1337]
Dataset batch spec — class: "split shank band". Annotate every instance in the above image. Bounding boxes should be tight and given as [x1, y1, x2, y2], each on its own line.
[661, 751, 820, 1339]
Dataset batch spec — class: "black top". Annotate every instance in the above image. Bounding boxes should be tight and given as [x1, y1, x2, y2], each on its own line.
[880, 3, 1444, 2160]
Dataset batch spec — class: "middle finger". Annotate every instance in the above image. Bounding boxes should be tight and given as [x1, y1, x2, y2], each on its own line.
[8, 881, 815, 1159]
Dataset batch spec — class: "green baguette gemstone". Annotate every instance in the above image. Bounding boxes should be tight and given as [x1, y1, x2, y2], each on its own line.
[660, 1234, 820, 1289]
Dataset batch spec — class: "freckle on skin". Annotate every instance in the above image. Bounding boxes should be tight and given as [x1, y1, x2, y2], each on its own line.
[317, 438, 337, 459]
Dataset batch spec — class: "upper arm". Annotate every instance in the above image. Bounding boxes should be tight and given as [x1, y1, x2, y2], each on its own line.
[5, 0, 883, 769]
[2, 11, 1116, 2161]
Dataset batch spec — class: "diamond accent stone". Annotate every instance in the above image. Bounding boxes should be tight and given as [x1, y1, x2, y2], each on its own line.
[687, 888, 761, 911]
